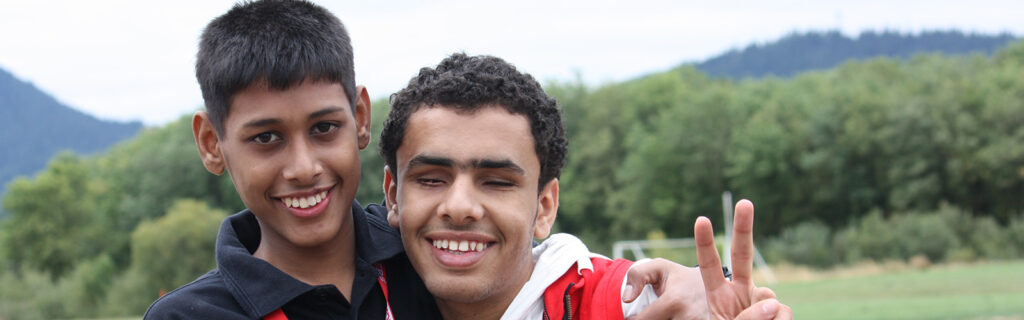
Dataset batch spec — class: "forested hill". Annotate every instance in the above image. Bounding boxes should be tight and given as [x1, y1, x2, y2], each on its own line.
[0, 67, 142, 207]
[696, 30, 1018, 79]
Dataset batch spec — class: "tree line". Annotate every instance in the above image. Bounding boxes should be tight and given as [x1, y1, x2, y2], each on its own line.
[697, 30, 1018, 79]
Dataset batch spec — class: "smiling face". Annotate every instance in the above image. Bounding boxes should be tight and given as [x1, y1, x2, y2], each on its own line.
[193, 79, 370, 250]
[384, 105, 558, 317]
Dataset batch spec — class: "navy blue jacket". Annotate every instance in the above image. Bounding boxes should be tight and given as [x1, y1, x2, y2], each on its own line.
[144, 202, 440, 319]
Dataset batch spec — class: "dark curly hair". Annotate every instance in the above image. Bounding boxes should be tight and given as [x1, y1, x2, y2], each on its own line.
[380, 53, 567, 191]
[196, 0, 356, 136]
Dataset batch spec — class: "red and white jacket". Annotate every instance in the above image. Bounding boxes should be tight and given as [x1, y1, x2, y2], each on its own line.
[501, 234, 658, 320]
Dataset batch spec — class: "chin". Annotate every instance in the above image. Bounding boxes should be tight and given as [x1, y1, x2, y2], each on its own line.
[426, 275, 496, 304]
[286, 223, 341, 247]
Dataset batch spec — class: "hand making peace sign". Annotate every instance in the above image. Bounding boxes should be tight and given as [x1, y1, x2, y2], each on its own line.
[694, 199, 793, 320]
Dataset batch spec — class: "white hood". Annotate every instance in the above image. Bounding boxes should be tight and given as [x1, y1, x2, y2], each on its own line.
[500, 233, 657, 319]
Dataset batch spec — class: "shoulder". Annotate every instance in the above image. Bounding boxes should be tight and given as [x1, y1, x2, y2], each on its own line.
[362, 202, 395, 233]
[143, 270, 249, 320]
[357, 202, 405, 260]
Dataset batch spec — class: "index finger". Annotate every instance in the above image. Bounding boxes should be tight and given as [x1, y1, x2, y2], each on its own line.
[730, 199, 755, 284]
[694, 216, 726, 292]
[623, 259, 666, 302]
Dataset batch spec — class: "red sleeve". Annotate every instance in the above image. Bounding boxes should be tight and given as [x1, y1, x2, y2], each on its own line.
[579, 258, 633, 320]
[544, 258, 635, 320]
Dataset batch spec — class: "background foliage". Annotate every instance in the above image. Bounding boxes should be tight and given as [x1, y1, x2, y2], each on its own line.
[0, 35, 1022, 318]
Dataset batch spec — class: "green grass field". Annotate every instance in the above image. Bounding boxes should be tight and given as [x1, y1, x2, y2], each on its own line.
[770, 260, 1024, 319]
[73, 261, 1024, 320]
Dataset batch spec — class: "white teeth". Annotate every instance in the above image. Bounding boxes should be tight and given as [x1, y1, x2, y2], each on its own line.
[432, 239, 489, 253]
[282, 191, 329, 209]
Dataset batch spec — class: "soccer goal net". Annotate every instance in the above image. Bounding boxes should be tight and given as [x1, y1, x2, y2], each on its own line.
[611, 191, 776, 284]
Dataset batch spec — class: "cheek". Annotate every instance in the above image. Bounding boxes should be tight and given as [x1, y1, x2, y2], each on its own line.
[409, 206, 439, 229]
[326, 146, 360, 169]
[396, 188, 430, 228]
[496, 205, 539, 239]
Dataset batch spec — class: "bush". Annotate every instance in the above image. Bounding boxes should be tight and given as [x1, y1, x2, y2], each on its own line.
[831, 209, 959, 264]
[967, 217, 1016, 259]
[936, 204, 1019, 260]
[0, 267, 66, 319]
[890, 212, 959, 262]
[63, 255, 118, 317]
[130, 198, 225, 293]
[833, 210, 898, 263]
[1008, 214, 1024, 257]
[766, 221, 835, 268]
[100, 268, 158, 317]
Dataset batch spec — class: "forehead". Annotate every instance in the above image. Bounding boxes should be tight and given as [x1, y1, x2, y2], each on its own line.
[224, 81, 350, 130]
[398, 106, 539, 173]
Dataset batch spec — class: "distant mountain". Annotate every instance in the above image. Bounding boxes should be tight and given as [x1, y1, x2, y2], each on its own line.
[696, 30, 1018, 79]
[0, 67, 143, 213]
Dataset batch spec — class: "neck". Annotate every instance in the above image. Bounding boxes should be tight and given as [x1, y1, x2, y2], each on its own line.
[254, 217, 357, 299]
[435, 258, 536, 320]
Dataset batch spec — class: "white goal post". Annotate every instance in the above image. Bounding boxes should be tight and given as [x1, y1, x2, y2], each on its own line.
[611, 191, 776, 283]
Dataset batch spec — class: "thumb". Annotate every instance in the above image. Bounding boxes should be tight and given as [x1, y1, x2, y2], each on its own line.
[622, 259, 659, 302]
[734, 299, 781, 320]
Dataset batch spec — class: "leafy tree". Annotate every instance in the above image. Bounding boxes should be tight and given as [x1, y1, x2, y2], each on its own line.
[0, 266, 65, 319]
[64, 255, 118, 317]
[356, 97, 392, 206]
[1, 152, 99, 278]
[91, 115, 241, 266]
[129, 198, 226, 296]
[611, 77, 741, 240]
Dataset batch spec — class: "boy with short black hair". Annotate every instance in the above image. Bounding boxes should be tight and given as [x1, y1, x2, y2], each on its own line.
[379, 53, 792, 320]
[147, 1, 768, 319]
[144, 1, 437, 318]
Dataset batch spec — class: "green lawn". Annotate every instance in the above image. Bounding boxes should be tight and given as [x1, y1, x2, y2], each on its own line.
[771, 260, 1024, 320]
[74, 261, 1024, 320]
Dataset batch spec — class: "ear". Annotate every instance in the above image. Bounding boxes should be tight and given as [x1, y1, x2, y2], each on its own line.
[354, 85, 372, 150]
[383, 166, 400, 228]
[533, 178, 559, 239]
[193, 111, 225, 175]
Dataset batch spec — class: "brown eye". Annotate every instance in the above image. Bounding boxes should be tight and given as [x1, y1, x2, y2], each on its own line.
[252, 132, 281, 144]
[311, 122, 339, 135]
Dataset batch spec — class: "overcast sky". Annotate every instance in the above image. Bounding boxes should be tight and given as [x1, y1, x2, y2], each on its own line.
[1, 0, 1021, 126]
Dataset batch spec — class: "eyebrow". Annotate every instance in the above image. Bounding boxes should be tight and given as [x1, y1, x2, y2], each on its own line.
[473, 159, 525, 175]
[406, 155, 525, 175]
[241, 107, 346, 129]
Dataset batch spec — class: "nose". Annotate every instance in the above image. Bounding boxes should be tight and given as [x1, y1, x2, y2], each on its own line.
[282, 138, 324, 184]
[438, 176, 484, 224]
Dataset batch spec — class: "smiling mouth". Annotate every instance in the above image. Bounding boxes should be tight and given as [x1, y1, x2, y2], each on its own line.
[431, 239, 489, 254]
[281, 190, 329, 209]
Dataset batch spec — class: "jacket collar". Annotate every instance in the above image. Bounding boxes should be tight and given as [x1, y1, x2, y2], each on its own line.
[215, 200, 404, 317]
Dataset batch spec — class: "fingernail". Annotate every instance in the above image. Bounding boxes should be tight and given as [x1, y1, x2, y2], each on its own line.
[623, 284, 635, 300]
[762, 299, 779, 315]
